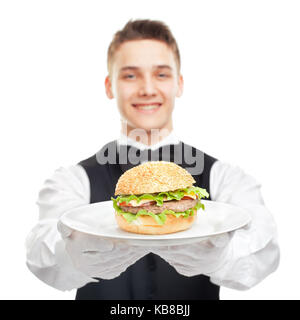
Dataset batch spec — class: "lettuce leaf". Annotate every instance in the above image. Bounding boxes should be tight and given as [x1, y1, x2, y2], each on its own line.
[112, 186, 209, 207]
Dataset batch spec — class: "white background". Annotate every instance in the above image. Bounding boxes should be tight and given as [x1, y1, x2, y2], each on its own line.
[0, 0, 299, 300]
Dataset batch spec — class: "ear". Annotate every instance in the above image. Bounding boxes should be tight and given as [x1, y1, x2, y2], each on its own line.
[176, 74, 184, 98]
[105, 75, 114, 99]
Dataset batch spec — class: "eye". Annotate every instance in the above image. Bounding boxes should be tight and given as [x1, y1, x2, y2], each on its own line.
[124, 74, 135, 79]
[157, 73, 171, 78]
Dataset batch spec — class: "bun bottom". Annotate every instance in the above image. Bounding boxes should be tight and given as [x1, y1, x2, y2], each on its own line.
[114, 210, 197, 235]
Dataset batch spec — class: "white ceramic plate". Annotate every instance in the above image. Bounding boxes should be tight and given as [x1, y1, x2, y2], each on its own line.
[59, 200, 251, 246]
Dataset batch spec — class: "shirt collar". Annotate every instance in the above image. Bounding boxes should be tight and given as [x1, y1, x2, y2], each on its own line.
[117, 130, 180, 151]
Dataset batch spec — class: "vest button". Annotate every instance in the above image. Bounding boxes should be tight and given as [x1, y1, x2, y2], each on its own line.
[149, 263, 156, 271]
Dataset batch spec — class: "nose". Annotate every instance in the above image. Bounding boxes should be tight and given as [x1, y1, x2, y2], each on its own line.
[138, 75, 157, 96]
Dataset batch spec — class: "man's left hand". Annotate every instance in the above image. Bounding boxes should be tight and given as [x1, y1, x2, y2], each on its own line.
[150, 232, 233, 277]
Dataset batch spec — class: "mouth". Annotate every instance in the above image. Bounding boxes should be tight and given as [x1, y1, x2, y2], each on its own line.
[132, 103, 162, 114]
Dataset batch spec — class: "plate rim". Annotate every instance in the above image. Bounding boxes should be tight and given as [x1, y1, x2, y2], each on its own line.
[59, 199, 252, 242]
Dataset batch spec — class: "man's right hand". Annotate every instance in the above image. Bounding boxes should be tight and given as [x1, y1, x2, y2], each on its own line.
[58, 223, 149, 280]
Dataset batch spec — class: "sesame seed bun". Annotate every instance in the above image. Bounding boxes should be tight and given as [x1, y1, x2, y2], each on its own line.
[114, 208, 197, 235]
[115, 161, 195, 195]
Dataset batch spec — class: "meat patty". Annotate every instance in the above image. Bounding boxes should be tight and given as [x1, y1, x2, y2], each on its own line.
[120, 198, 198, 214]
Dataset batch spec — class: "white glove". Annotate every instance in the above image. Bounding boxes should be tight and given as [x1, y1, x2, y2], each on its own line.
[58, 223, 149, 280]
[150, 232, 233, 277]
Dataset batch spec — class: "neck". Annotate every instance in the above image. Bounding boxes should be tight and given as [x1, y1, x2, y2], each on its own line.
[121, 119, 173, 146]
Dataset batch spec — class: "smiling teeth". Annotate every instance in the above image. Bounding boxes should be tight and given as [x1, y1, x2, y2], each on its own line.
[135, 104, 161, 110]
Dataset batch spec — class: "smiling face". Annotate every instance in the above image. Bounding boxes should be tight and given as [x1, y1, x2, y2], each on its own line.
[105, 39, 183, 137]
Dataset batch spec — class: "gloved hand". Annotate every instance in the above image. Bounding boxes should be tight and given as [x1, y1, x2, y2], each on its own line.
[150, 232, 233, 277]
[57, 222, 149, 280]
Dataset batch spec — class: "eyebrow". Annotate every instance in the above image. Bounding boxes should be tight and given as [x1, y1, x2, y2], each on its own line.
[120, 65, 173, 72]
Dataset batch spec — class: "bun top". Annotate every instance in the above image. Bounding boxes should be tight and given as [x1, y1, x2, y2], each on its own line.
[115, 161, 195, 195]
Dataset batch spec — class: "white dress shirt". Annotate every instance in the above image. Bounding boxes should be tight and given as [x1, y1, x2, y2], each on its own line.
[25, 130, 280, 291]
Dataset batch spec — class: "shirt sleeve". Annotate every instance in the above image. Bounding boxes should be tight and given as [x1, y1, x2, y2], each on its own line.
[25, 165, 98, 291]
[207, 160, 280, 290]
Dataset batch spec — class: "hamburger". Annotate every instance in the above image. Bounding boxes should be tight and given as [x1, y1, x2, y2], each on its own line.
[111, 161, 209, 235]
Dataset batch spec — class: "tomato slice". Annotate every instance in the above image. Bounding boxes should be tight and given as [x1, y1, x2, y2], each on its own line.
[118, 201, 132, 206]
[118, 200, 156, 207]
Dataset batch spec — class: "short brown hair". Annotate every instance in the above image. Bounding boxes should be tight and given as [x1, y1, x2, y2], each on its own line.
[107, 19, 181, 76]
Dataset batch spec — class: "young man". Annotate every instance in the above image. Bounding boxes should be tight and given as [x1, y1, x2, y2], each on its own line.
[25, 19, 280, 300]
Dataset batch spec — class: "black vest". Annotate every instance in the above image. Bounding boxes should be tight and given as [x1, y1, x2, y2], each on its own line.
[75, 140, 219, 300]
